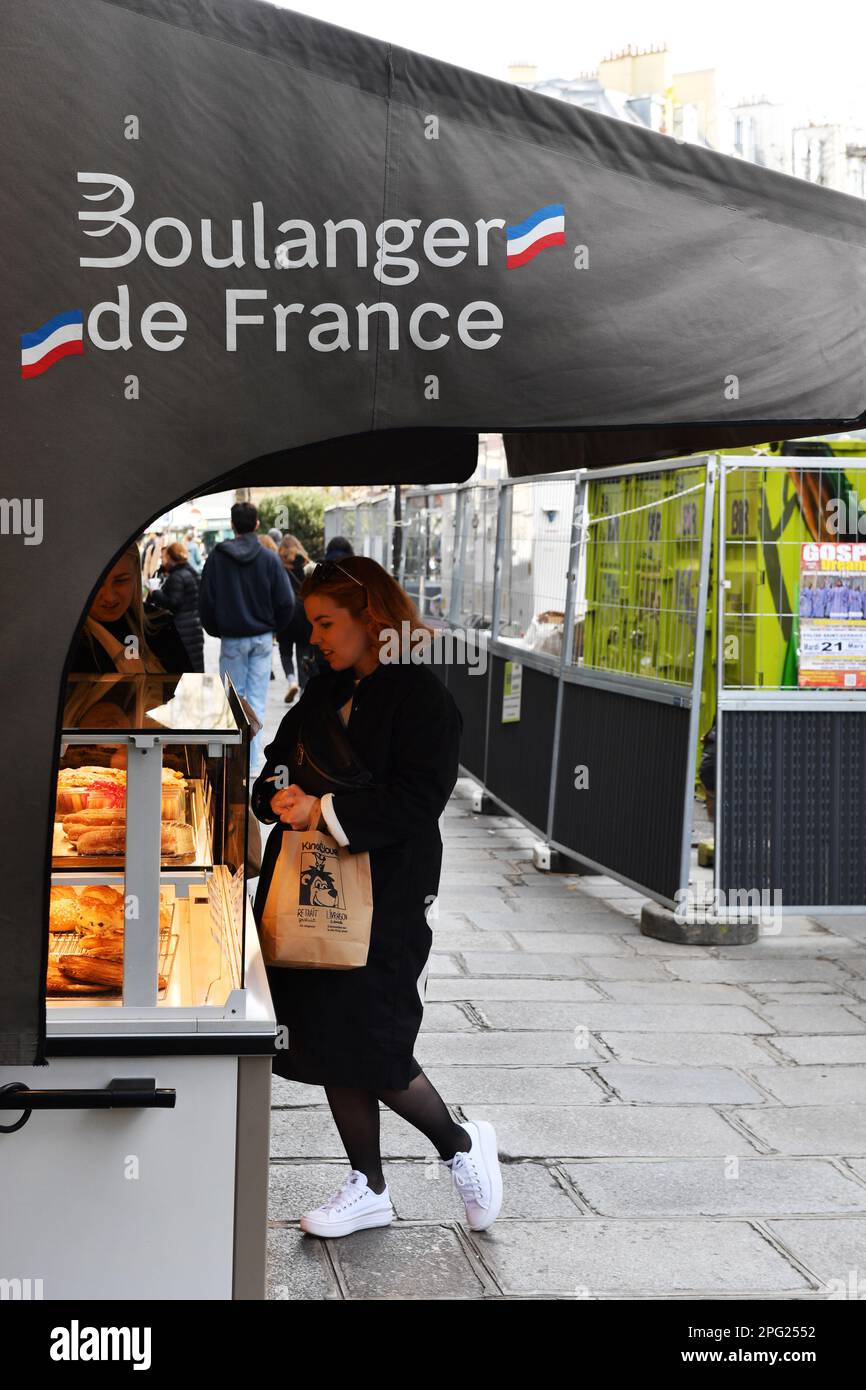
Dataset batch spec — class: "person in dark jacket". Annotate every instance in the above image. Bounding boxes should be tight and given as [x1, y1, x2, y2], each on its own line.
[277, 533, 318, 701]
[323, 534, 354, 561]
[198, 502, 295, 771]
[68, 543, 191, 675]
[147, 542, 205, 671]
[251, 555, 503, 1239]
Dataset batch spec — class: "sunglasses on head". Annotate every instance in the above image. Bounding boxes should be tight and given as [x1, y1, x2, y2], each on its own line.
[309, 559, 368, 604]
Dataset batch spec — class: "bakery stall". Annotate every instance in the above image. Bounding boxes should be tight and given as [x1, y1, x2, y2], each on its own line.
[0, 672, 276, 1300]
[3, 0, 866, 1318]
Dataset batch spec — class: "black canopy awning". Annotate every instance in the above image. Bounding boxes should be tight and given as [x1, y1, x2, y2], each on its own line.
[2, 0, 865, 1062]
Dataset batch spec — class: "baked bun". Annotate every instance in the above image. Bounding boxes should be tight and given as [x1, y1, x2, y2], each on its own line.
[78, 885, 125, 931]
[49, 898, 82, 933]
[50, 884, 78, 903]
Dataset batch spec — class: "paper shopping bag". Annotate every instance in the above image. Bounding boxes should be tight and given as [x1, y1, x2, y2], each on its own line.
[260, 818, 373, 969]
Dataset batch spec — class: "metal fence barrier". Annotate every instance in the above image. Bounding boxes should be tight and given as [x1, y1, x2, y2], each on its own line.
[325, 452, 866, 913]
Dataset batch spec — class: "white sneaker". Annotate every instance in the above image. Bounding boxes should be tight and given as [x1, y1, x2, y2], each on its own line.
[445, 1120, 503, 1231]
[299, 1169, 394, 1238]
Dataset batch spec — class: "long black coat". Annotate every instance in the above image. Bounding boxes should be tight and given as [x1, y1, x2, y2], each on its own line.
[251, 660, 463, 1090]
[148, 562, 204, 671]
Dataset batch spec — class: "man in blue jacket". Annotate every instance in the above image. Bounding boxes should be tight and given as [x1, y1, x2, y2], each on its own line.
[199, 502, 295, 772]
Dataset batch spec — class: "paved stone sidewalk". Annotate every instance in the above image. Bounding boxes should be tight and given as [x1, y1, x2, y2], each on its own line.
[211, 641, 866, 1299]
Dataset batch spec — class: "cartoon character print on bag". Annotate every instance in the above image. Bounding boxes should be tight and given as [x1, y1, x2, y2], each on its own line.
[299, 845, 342, 909]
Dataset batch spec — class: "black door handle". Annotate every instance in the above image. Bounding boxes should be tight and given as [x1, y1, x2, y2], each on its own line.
[0, 1079, 176, 1133]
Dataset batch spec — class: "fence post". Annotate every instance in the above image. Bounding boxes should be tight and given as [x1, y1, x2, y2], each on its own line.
[449, 485, 468, 627]
[545, 472, 585, 842]
[713, 454, 727, 906]
[678, 456, 718, 895]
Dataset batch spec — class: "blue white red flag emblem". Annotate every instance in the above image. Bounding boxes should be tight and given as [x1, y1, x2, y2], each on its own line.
[505, 204, 566, 268]
[20, 310, 84, 379]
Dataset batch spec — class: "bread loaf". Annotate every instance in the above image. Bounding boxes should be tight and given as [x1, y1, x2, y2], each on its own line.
[58, 955, 167, 991]
[46, 962, 114, 994]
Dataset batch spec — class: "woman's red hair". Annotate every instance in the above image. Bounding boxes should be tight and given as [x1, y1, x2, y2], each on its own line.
[300, 555, 435, 658]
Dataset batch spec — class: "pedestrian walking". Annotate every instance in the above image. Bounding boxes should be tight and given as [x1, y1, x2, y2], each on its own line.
[198, 501, 296, 772]
[251, 554, 503, 1238]
[184, 531, 204, 574]
[148, 541, 205, 671]
[277, 533, 318, 701]
[323, 535, 355, 566]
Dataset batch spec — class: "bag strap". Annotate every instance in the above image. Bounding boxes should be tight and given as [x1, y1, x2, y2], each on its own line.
[298, 696, 373, 784]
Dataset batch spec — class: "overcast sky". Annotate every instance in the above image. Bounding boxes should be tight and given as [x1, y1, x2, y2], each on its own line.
[272, 0, 866, 125]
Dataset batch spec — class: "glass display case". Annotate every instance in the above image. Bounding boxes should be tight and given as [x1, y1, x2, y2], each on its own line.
[0, 671, 276, 1299]
[49, 672, 251, 1015]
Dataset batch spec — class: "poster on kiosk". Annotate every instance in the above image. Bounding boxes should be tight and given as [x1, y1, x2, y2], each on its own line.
[799, 542, 866, 688]
[2, 0, 866, 1308]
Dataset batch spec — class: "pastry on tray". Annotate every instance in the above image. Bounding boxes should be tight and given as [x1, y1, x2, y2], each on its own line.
[49, 884, 174, 934]
[46, 961, 114, 995]
[57, 955, 167, 991]
[56, 766, 187, 818]
[74, 824, 188, 857]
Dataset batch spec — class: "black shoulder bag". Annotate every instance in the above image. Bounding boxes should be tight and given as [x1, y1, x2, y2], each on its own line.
[292, 693, 374, 798]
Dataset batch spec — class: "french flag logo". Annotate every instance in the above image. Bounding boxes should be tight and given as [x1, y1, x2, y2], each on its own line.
[20, 310, 84, 379]
[506, 204, 566, 268]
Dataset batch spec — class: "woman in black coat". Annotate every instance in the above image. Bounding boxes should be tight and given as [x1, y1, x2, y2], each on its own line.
[147, 542, 205, 671]
[251, 555, 503, 1238]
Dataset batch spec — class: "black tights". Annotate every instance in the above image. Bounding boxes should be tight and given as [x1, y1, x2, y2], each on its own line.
[324, 1065, 471, 1194]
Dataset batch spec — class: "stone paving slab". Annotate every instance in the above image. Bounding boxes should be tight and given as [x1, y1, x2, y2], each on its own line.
[729, 1105, 866, 1156]
[624, 937, 732, 958]
[423, 1064, 608, 1105]
[266, 1226, 341, 1300]
[430, 930, 519, 951]
[765, 1219, 866, 1290]
[562, 1158, 866, 1218]
[747, 1003, 866, 1034]
[666, 959, 857, 984]
[464, 1104, 759, 1158]
[750, 981, 849, 995]
[588, 981, 763, 1008]
[567, 955, 674, 980]
[712, 940, 866, 959]
[743, 1066, 866, 1105]
[330, 1224, 488, 1299]
[426, 977, 607, 1002]
[464, 906, 634, 929]
[592, 1033, 780, 1068]
[417, 1002, 482, 1030]
[811, 915, 866, 932]
[271, 1076, 328, 1107]
[427, 955, 465, 977]
[595, 1064, 767, 1105]
[769, 1036, 866, 1065]
[457, 950, 626, 975]
[414, 1030, 610, 1067]
[476, 1001, 774, 1034]
[476, 1220, 810, 1297]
